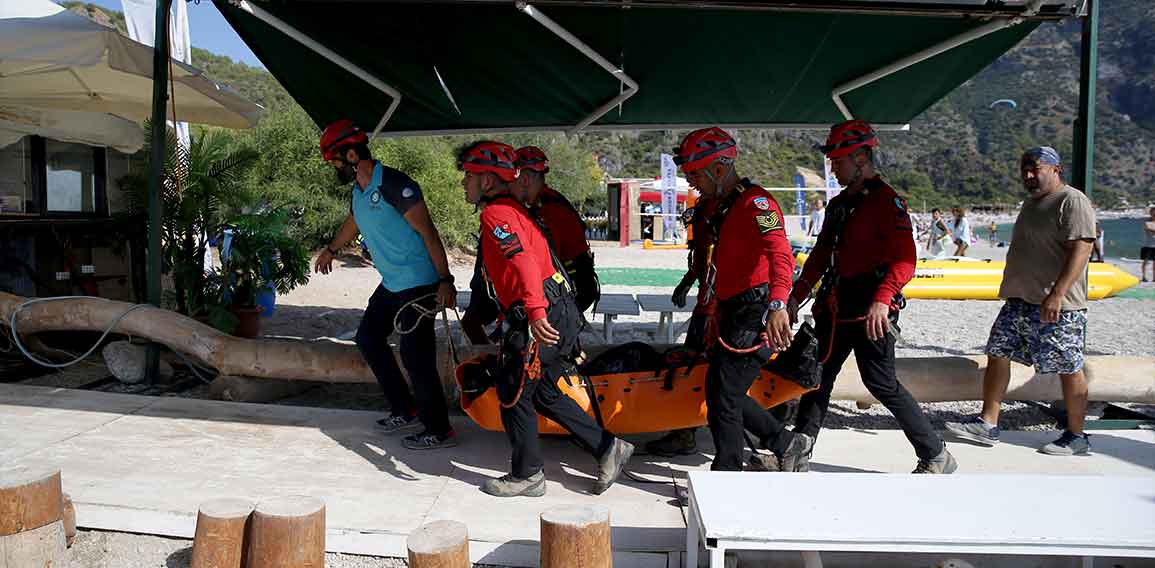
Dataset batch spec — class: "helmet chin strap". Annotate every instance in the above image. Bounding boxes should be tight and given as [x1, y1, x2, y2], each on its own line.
[703, 162, 737, 197]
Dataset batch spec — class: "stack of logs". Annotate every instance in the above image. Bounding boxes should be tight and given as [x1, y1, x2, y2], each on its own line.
[1, 466, 76, 566]
[2, 466, 615, 568]
[191, 496, 325, 568]
[407, 505, 613, 568]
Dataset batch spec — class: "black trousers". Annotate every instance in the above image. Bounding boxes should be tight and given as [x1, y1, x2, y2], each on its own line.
[498, 291, 613, 478]
[706, 286, 792, 471]
[793, 311, 944, 460]
[355, 283, 452, 436]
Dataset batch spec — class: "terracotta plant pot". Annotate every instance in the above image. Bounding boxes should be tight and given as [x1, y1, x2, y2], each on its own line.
[228, 306, 263, 338]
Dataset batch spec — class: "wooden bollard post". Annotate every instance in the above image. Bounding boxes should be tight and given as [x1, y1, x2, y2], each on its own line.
[0, 466, 67, 566]
[407, 520, 469, 568]
[191, 498, 254, 568]
[62, 492, 76, 547]
[540, 505, 612, 568]
[246, 496, 325, 568]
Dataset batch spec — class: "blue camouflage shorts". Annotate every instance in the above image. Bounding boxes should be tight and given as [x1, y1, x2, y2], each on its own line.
[985, 299, 1087, 374]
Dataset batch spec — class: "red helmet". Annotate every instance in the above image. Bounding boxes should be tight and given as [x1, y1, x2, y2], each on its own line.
[818, 119, 878, 158]
[673, 127, 738, 173]
[460, 141, 519, 182]
[515, 146, 549, 173]
[320, 119, 368, 161]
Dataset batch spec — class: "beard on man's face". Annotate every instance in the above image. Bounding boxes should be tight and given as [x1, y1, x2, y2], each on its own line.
[334, 160, 357, 185]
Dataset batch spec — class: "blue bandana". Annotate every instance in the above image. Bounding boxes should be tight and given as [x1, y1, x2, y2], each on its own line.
[1023, 146, 1061, 166]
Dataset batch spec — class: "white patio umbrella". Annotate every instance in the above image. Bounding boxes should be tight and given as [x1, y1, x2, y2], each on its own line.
[0, 104, 145, 153]
[0, 0, 262, 130]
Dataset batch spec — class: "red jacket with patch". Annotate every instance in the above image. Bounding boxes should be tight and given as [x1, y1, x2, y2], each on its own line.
[532, 186, 590, 262]
[712, 181, 795, 303]
[794, 176, 916, 305]
[479, 196, 556, 322]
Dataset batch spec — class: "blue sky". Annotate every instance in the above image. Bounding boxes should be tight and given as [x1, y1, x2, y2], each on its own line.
[82, 0, 264, 68]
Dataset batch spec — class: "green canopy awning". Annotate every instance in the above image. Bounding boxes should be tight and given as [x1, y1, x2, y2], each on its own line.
[215, 0, 1076, 135]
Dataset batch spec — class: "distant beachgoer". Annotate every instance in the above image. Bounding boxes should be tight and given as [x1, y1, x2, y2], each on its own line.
[1091, 220, 1104, 263]
[1142, 206, 1155, 282]
[988, 221, 998, 245]
[927, 208, 952, 257]
[945, 146, 1097, 456]
[807, 198, 826, 237]
[951, 208, 972, 256]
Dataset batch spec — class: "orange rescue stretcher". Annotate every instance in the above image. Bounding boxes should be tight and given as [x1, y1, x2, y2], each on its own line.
[455, 352, 815, 435]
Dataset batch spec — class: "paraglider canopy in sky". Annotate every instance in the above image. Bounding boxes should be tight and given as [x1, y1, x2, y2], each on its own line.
[989, 99, 1018, 109]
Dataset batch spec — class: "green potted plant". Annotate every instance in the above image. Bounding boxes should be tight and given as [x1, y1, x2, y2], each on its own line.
[219, 209, 310, 338]
[118, 126, 258, 315]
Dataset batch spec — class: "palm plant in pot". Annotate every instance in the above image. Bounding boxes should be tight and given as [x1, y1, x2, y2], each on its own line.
[219, 208, 310, 338]
[118, 126, 258, 316]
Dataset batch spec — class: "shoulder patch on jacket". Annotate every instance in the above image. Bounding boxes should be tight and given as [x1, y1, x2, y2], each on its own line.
[755, 210, 783, 234]
[491, 223, 524, 258]
[752, 196, 771, 210]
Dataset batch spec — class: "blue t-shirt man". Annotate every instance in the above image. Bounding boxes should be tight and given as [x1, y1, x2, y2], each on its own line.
[316, 119, 457, 450]
[350, 162, 439, 291]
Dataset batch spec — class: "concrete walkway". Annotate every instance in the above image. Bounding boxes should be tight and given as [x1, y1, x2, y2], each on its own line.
[3, 383, 1153, 567]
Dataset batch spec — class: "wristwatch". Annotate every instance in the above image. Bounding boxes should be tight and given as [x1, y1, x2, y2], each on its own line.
[438, 274, 455, 285]
[768, 299, 786, 312]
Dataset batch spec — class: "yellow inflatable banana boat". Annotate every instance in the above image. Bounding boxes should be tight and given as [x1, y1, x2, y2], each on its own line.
[455, 356, 812, 435]
[795, 253, 1139, 301]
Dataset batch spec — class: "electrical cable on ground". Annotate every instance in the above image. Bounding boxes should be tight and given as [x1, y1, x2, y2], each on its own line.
[8, 296, 150, 369]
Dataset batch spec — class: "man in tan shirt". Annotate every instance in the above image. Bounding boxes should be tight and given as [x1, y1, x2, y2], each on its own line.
[945, 146, 1097, 456]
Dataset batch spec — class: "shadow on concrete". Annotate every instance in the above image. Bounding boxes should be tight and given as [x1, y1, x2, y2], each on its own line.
[998, 431, 1155, 473]
[164, 546, 192, 568]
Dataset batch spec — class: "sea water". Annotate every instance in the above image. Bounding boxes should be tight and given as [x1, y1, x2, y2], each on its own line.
[996, 217, 1148, 260]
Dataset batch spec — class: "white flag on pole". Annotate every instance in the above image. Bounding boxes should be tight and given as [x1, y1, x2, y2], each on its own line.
[823, 156, 843, 202]
[122, 0, 191, 150]
[659, 153, 679, 242]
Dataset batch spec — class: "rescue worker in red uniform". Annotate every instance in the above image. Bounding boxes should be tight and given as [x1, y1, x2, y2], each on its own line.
[458, 141, 633, 497]
[643, 192, 719, 456]
[461, 147, 600, 345]
[515, 146, 601, 314]
[675, 127, 811, 472]
[787, 120, 957, 474]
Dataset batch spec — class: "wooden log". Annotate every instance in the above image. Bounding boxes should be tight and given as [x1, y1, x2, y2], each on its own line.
[830, 354, 1155, 404]
[540, 505, 611, 568]
[61, 493, 76, 548]
[0, 291, 370, 383]
[246, 496, 325, 568]
[407, 520, 469, 568]
[190, 498, 253, 568]
[0, 466, 66, 566]
[0, 521, 67, 567]
[0, 466, 63, 536]
[4, 293, 1153, 404]
[209, 375, 314, 403]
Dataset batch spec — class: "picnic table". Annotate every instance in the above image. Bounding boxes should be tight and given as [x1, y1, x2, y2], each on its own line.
[455, 290, 472, 310]
[636, 293, 697, 344]
[686, 471, 1155, 568]
[591, 293, 639, 343]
